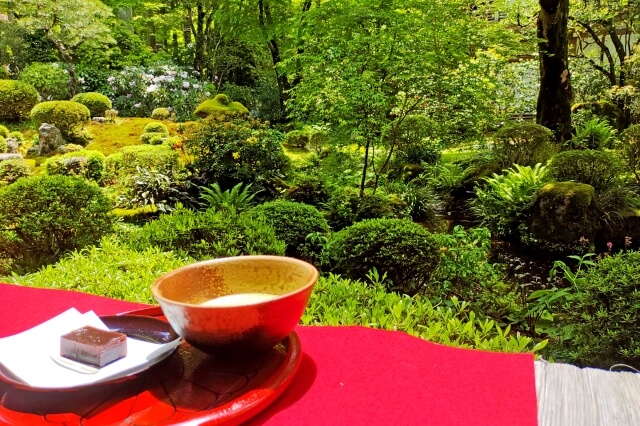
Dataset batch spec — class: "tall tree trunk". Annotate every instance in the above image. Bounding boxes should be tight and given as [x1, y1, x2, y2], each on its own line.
[46, 34, 78, 97]
[537, 0, 572, 143]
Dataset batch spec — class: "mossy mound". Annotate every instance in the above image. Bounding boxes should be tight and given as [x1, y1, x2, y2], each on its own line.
[194, 94, 249, 119]
[527, 182, 601, 252]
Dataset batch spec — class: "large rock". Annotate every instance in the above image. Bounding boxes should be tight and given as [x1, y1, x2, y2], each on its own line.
[528, 182, 601, 250]
[38, 123, 66, 155]
[0, 153, 23, 162]
[5, 137, 19, 154]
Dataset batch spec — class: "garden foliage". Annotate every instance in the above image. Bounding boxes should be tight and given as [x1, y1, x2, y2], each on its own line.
[19, 62, 70, 100]
[0, 79, 39, 122]
[548, 149, 623, 191]
[0, 158, 32, 186]
[326, 218, 440, 295]
[0, 175, 114, 274]
[30, 100, 90, 138]
[492, 122, 557, 168]
[44, 149, 106, 181]
[250, 200, 330, 264]
[71, 92, 112, 117]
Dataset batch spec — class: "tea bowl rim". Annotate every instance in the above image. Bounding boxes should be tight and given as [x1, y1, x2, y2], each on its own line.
[151, 255, 319, 309]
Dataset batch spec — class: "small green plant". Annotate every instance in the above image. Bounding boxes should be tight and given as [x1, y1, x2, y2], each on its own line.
[620, 124, 640, 183]
[326, 218, 440, 295]
[569, 118, 617, 150]
[0, 136, 6, 153]
[0, 125, 8, 138]
[119, 167, 197, 213]
[193, 94, 249, 118]
[284, 129, 310, 148]
[421, 163, 474, 193]
[470, 163, 552, 239]
[143, 122, 169, 134]
[199, 182, 260, 212]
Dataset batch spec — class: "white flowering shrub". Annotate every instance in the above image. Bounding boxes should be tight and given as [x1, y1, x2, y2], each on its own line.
[103, 65, 215, 121]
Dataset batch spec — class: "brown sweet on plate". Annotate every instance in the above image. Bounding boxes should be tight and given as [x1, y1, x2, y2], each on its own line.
[60, 326, 127, 367]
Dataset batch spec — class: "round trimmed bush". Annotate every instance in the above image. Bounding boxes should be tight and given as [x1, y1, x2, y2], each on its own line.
[120, 145, 182, 176]
[250, 200, 330, 263]
[0, 136, 6, 153]
[8, 131, 24, 143]
[143, 122, 168, 134]
[71, 92, 112, 117]
[44, 149, 106, 181]
[284, 176, 332, 207]
[0, 158, 32, 186]
[128, 205, 285, 260]
[0, 79, 39, 122]
[194, 94, 249, 118]
[140, 132, 168, 145]
[31, 101, 90, 138]
[284, 130, 310, 148]
[18, 62, 69, 100]
[0, 125, 8, 138]
[151, 108, 170, 120]
[0, 175, 114, 274]
[493, 122, 557, 168]
[548, 149, 623, 191]
[327, 218, 440, 295]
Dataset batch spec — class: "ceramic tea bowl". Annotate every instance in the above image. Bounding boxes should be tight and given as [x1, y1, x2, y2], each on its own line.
[151, 256, 318, 357]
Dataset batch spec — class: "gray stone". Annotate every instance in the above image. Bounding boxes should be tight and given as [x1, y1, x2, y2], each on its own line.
[55, 144, 84, 154]
[5, 137, 19, 154]
[27, 146, 40, 155]
[0, 153, 23, 162]
[61, 156, 88, 175]
[92, 117, 107, 124]
[38, 123, 66, 154]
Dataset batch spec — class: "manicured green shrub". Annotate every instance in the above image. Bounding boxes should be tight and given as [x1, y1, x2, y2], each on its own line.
[0, 158, 32, 186]
[140, 132, 168, 145]
[111, 205, 159, 224]
[8, 236, 188, 304]
[30, 100, 91, 138]
[326, 218, 440, 295]
[127, 205, 285, 260]
[0, 125, 8, 138]
[284, 130, 310, 148]
[562, 251, 640, 367]
[324, 188, 408, 231]
[194, 94, 249, 118]
[43, 149, 106, 181]
[250, 200, 330, 263]
[120, 145, 182, 176]
[492, 122, 557, 168]
[143, 121, 169, 134]
[71, 92, 112, 117]
[0, 136, 6, 153]
[469, 164, 552, 239]
[185, 116, 290, 198]
[394, 138, 442, 165]
[301, 274, 542, 353]
[8, 131, 24, 142]
[572, 100, 624, 130]
[18, 62, 69, 100]
[0, 175, 114, 274]
[151, 107, 171, 120]
[119, 167, 197, 213]
[0, 79, 39, 122]
[548, 149, 623, 191]
[284, 175, 332, 207]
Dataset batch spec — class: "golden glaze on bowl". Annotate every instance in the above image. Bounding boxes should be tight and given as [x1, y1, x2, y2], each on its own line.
[151, 256, 318, 356]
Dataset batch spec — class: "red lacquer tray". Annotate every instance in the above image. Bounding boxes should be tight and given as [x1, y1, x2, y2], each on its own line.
[0, 307, 302, 425]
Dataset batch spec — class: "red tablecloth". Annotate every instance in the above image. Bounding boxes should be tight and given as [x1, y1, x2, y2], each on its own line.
[0, 284, 538, 425]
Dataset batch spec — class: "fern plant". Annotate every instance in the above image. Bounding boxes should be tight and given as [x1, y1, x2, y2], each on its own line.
[199, 182, 261, 212]
[469, 163, 552, 239]
[570, 118, 617, 149]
